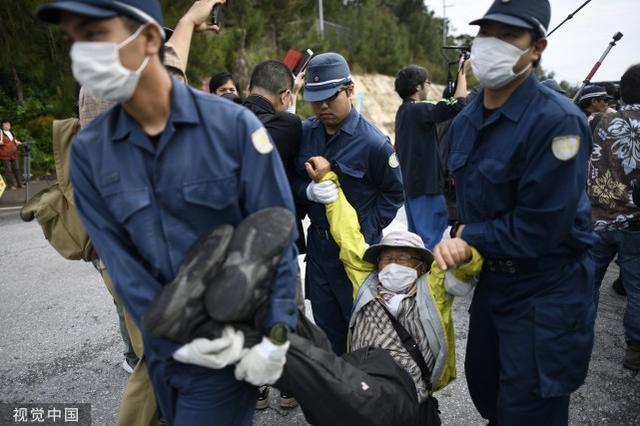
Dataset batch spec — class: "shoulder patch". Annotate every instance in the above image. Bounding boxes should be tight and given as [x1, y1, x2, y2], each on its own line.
[551, 135, 580, 161]
[388, 152, 399, 168]
[251, 127, 273, 155]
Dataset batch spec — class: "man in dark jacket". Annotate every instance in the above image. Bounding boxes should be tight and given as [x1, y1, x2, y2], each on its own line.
[243, 60, 306, 257]
[243, 60, 305, 410]
[394, 62, 468, 249]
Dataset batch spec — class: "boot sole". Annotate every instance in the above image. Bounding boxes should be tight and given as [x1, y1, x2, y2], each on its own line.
[205, 207, 295, 323]
[142, 225, 234, 341]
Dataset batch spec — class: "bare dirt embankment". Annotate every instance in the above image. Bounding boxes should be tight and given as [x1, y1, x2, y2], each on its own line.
[351, 74, 445, 144]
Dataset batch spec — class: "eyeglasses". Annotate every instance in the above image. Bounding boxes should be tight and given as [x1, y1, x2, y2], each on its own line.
[377, 254, 422, 266]
[313, 86, 349, 104]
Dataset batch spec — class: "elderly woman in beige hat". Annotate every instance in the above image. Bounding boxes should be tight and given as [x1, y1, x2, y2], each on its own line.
[302, 156, 484, 403]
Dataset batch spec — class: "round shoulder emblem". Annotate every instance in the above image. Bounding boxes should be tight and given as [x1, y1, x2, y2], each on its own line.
[388, 152, 399, 168]
[551, 135, 580, 161]
[251, 127, 273, 155]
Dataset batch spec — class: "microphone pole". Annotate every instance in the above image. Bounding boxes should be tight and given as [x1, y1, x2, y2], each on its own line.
[573, 32, 623, 102]
[546, 0, 592, 37]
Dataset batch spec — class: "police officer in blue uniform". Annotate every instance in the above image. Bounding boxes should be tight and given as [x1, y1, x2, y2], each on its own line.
[292, 53, 404, 354]
[37, 1, 297, 424]
[435, 0, 598, 424]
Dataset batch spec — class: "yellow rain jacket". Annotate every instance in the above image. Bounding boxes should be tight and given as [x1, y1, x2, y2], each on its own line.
[321, 171, 483, 391]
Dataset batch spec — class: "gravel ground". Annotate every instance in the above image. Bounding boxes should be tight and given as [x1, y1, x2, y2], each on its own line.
[0, 210, 638, 425]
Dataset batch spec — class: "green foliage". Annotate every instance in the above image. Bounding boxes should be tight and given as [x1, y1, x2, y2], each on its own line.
[2, 0, 553, 175]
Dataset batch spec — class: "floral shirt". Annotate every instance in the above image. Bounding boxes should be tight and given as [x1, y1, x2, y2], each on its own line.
[588, 104, 640, 231]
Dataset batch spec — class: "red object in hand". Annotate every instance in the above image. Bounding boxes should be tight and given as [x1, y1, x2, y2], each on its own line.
[282, 49, 304, 73]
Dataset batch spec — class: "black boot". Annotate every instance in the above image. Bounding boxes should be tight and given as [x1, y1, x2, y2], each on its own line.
[142, 224, 234, 343]
[205, 207, 295, 323]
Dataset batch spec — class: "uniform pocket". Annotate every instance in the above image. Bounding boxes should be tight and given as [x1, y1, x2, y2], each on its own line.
[534, 302, 595, 397]
[183, 176, 237, 209]
[334, 161, 365, 179]
[104, 188, 151, 223]
[477, 159, 519, 214]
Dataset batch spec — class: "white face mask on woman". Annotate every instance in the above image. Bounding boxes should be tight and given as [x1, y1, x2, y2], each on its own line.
[378, 263, 419, 294]
[470, 36, 531, 89]
[70, 24, 150, 103]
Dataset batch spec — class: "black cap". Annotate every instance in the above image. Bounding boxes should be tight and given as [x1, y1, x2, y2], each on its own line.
[470, 0, 550, 36]
[578, 85, 613, 103]
[36, 0, 165, 37]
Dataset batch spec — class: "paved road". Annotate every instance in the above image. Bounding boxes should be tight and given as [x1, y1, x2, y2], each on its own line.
[0, 210, 638, 425]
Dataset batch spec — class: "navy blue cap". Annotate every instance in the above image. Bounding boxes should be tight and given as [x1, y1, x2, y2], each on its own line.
[579, 85, 613, 103]
[304, 53, 352, 102]
[470, 0, 550, 36]
[541, 79, 566, 95]
[36, 0, 165, 36]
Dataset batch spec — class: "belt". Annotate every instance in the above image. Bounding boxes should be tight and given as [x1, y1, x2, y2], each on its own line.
[484, 254, 583, 275]
[628, 219, 640, 231]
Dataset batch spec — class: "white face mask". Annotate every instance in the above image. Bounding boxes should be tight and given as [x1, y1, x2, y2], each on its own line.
[378, 263, 418, 293]
[70, 24, 150, 103]
[471, 36, 532, 89]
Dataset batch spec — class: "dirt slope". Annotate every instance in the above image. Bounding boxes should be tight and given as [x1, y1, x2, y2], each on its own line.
[351, 73, 445, 144]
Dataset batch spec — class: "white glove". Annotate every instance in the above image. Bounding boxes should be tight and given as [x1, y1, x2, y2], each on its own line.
[173, 326, 246, 369]
[306, 180, 338, 204]
[234, 336, 289, 385]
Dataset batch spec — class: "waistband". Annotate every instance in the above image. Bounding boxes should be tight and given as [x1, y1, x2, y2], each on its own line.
[483, 253, 585, 275]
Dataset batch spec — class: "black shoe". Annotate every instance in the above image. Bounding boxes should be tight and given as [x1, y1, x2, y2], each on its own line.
[257, 385, 270, 410]
[612, 276, 627, 296]
[142, 224, 234, 343]
[205, 208, 295, 323]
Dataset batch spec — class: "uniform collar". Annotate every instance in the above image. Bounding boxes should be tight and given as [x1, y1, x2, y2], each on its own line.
[499, 72, 538, 122]
[312, 106, 359, 136]
[462, 72, 539, 129]
[112, 78, 199, 143]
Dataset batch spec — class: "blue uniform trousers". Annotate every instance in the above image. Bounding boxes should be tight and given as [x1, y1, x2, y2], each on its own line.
[305, 226, 354, 355]
[145, 353, 257, 426]
[591, 229, 640, 343]
[404, 194, 448, 251]
[465, 255, 595, 425]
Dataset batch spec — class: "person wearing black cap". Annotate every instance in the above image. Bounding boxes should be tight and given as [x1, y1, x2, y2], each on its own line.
[37, 0, 299, 424]
[291, 52, 404, 355]
[438, 0, 598, 424]
[578, 84, 613, 118]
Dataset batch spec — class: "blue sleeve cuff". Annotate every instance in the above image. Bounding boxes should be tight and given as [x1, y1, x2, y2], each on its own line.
[461, 222, 490, 251]
[265, 297, 299, 331]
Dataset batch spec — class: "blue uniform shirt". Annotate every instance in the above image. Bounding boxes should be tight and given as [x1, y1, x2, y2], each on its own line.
[448, 74, 597, 259]
[292, 108, 404, 244]
[70, 79, 298, 358]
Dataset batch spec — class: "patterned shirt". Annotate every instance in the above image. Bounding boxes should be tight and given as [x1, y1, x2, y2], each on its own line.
[588, 104, 640, 230]
[351, 284, 435, 403]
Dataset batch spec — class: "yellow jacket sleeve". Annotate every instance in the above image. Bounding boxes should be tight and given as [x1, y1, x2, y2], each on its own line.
[321, 172, 375, 298]
[425, 246, 483, 390]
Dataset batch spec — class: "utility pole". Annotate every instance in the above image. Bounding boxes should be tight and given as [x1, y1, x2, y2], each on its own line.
[319, 0, 325, 40]
[442, 0, 452, 45]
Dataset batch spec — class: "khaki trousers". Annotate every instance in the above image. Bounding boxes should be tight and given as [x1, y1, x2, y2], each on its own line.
[101, 269, 160, 426]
